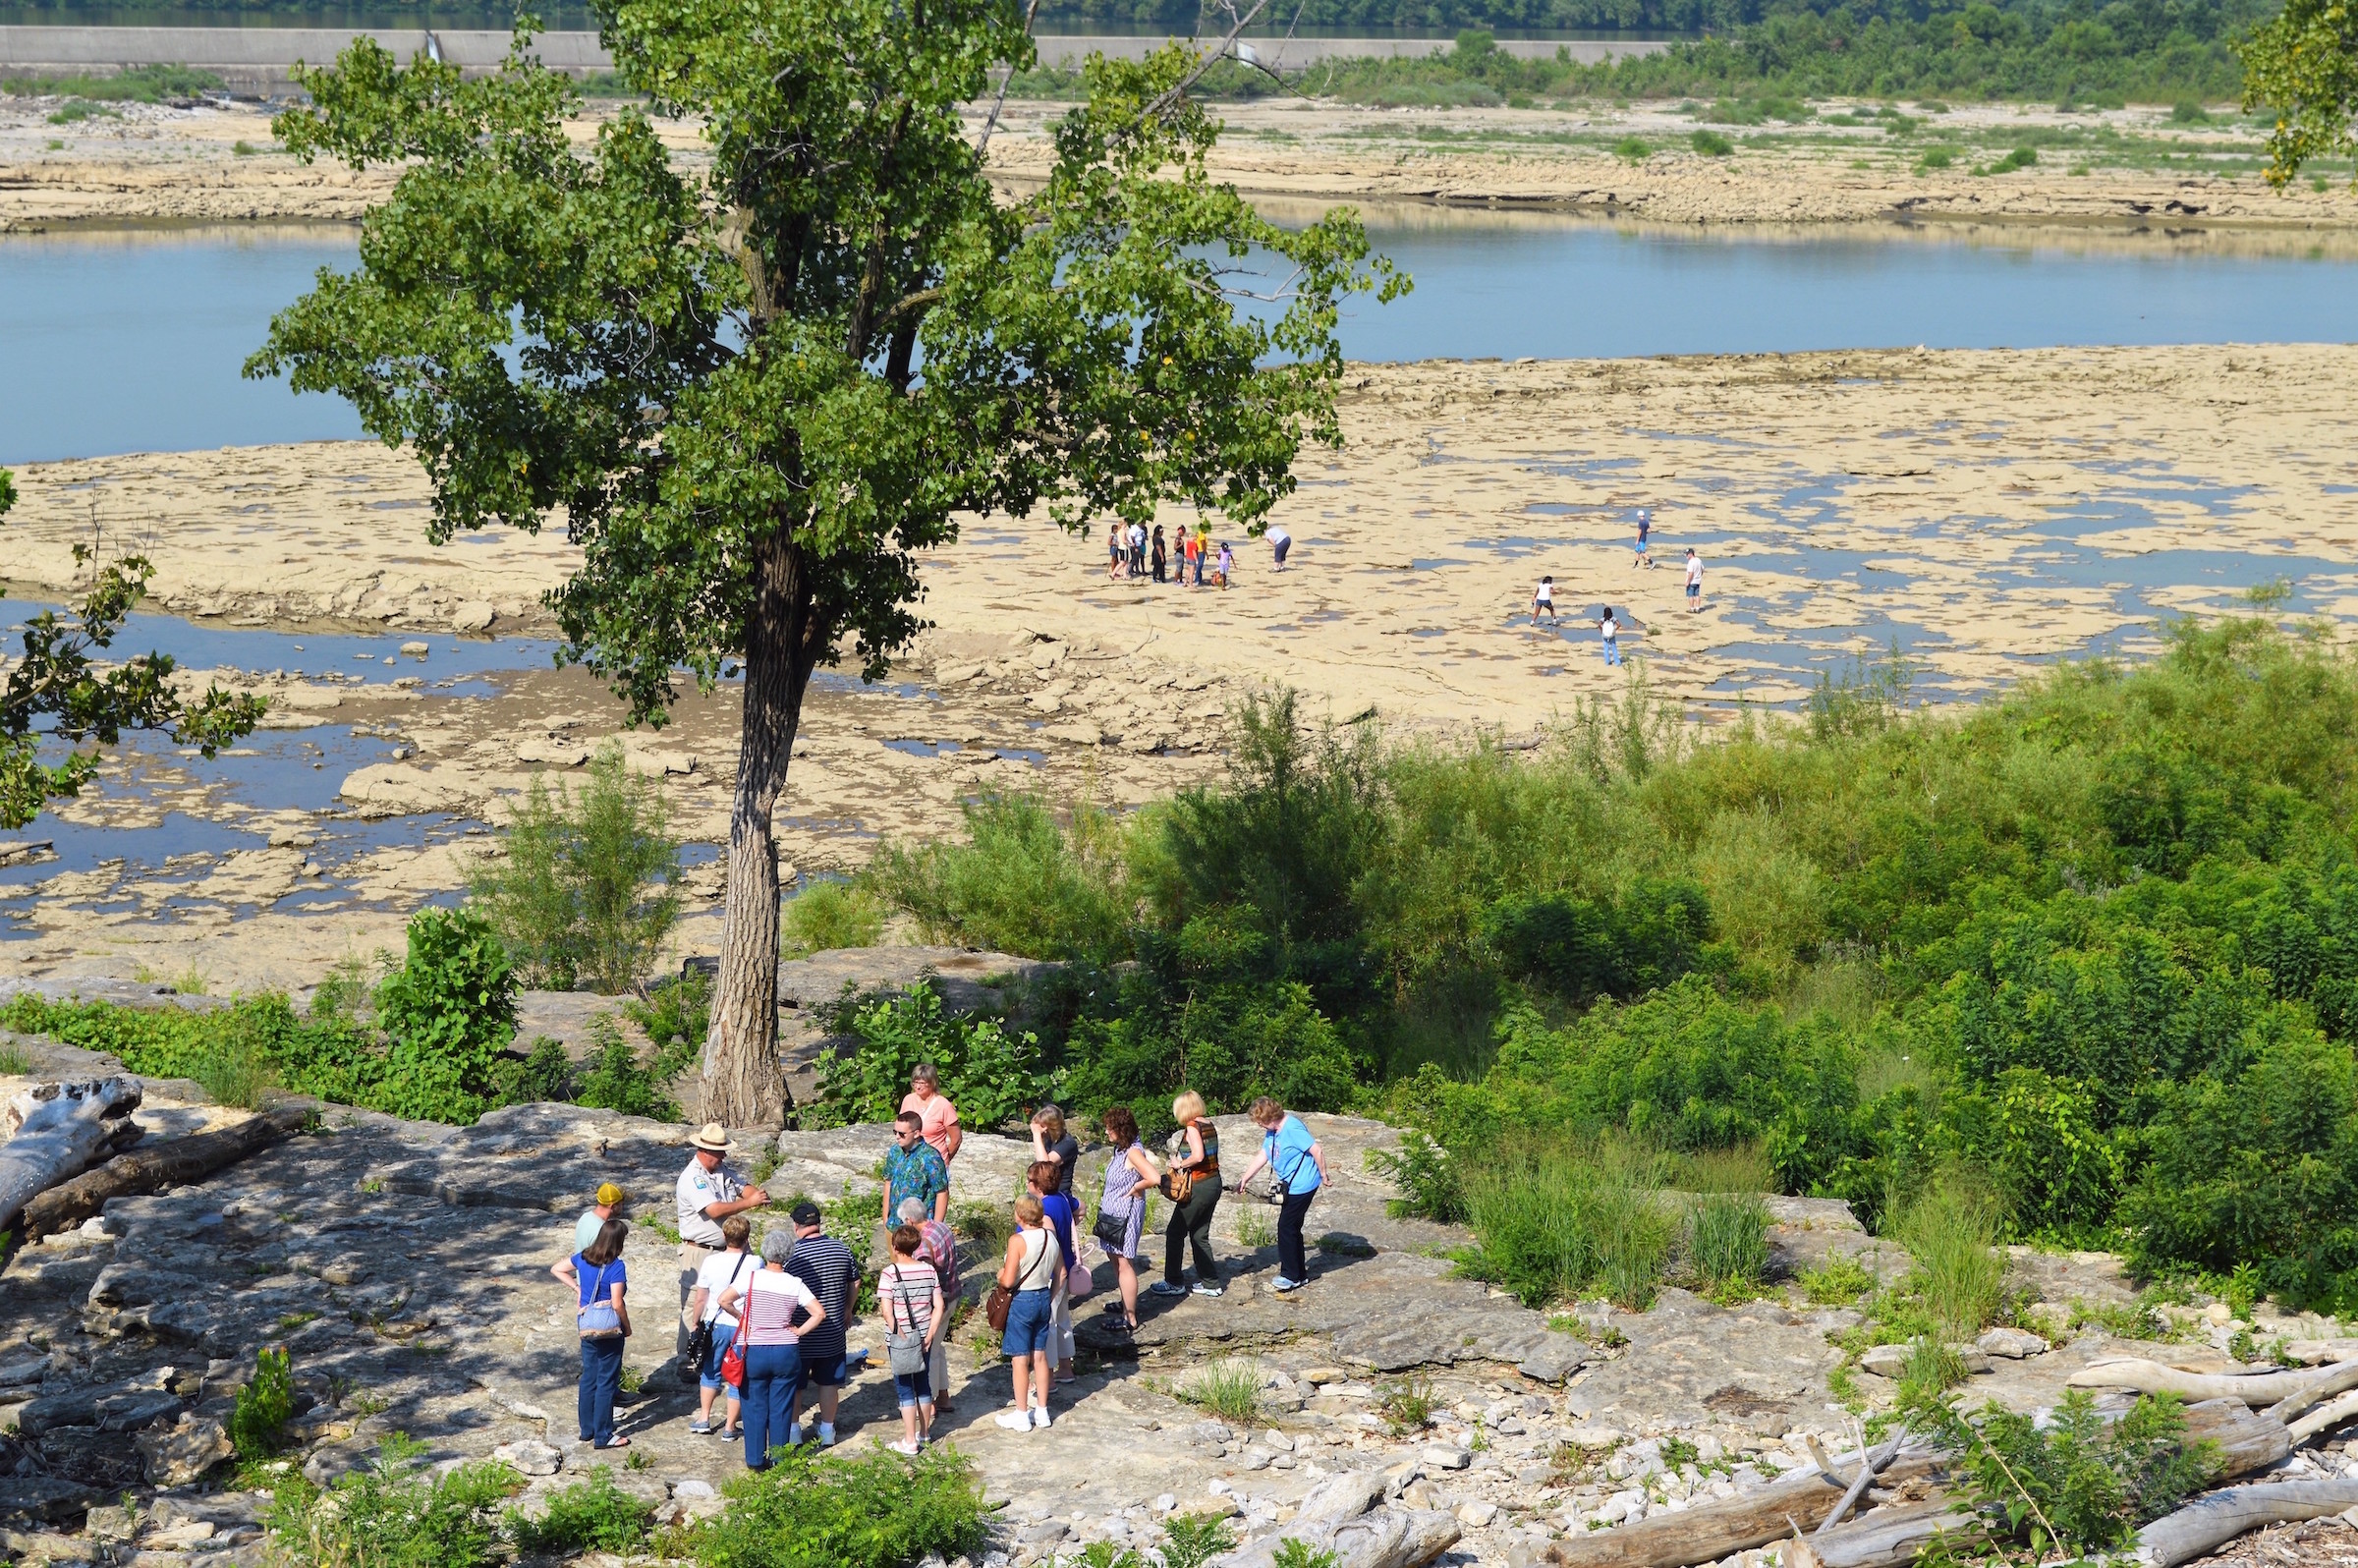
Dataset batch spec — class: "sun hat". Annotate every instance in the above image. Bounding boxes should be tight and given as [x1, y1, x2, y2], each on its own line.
[691, 1123, 733, 1153]
[594, 1182, 626, 1206]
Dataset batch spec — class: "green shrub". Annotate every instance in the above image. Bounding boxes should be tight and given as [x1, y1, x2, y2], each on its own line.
[1459, 1135, 1676, 1308]
[684, 1444, 987, 1568]
[1916, 145, 1957, 170]
[508, 1471, 650, 1555]
[46, 99, 118, 124]
[571, 1013, 684, 1121]
[1802, 1254, 1880, 1305]
[1613, 135, 1651, 159]
[1479, 878, 1717, 1003]
[1377, 1375, 1437, 1435]
[2170, 97, 2210, 123]
[1916, 1390, 2218, 1560]
[230, 1347, 294, 1461]
[269, 1443, 523, 1568]
[372, 909, 518, 1124]
[808, 980, 1058, 1133]
[867, 791, 1130, 963]
[783, 879, 885, 957]
[1993, 145, 2040, 171]
[467, 743, 681, 992]
[495, 1036, 575, 1105]
[1691, 129, 1734, 155]
[626, 968, 710, 1061]
[1370, 1129, 1466, 1223]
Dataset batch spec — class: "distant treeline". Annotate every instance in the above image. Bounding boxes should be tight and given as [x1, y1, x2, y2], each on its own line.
[1000, 0, 2269, 103]
[1027, 0, 2260, 40]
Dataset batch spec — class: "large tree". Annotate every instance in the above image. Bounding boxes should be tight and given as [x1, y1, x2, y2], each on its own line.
[2241, 0, 2358, 185]
[250, 5, 1399, 1124]
[1, 469, 266, 828]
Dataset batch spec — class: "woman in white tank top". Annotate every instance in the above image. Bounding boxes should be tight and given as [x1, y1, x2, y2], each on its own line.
[994, 1196, 1065, 1432]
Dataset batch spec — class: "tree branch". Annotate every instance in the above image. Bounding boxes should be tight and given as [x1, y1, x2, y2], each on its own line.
[975, 0, 1045, 157]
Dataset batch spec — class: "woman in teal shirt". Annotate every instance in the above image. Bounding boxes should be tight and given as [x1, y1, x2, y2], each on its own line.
[1228, 1098, 1328, 1295]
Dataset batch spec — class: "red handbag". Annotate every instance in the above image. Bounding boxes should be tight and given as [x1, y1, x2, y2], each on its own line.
[720, 1340, 745, 1387]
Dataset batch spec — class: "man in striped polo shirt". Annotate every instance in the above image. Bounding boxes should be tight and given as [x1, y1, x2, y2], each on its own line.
[783, 1200, 859, 1446]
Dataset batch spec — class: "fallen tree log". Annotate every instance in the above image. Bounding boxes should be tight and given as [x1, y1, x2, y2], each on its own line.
[2134, 1480, 2358, 1567]
[1544, 1450, 1948, 1568]
[2069, 1360, 2311, 1407]
[0, 1079, 141, 1241]
[17, 1105, 309, 1242]
[1807, 1499, 1989, 1568]
[2180, 1397, 2296, 1478]
[2271, 1360, 2358, 1425]
[1213, 1472, 1460, 1568]
[2288, 1391, 2358, 1446]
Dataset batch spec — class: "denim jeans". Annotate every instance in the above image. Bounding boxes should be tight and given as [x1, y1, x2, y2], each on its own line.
[741, 1341, 804, 1469]
[577, 1335, 625, 1446]
[1277, 1188, 1317, 1284]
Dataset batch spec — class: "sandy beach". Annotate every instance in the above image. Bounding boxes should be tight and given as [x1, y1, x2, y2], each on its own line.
[6, 341, 2356, 987]
[8, 90, 2358, 232]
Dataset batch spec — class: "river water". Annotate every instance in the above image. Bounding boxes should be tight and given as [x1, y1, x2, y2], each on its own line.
[6, 211, 2358, 463]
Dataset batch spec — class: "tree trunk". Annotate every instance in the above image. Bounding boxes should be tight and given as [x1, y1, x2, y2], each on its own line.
[2137, 1481, 2358, 1568]
[0, 1079, 143, 1241]
[18, 1104, 308, 1242]
[702, 531, 825, 1129]
[1544, 1452, 1949, 1568]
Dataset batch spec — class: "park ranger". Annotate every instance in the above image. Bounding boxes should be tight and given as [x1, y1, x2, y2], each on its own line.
[675, 1123, 767, 1365]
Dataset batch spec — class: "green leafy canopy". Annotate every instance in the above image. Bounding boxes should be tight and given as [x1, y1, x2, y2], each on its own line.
[0, 466, 268, 829]
[247, 11, 1403, 720]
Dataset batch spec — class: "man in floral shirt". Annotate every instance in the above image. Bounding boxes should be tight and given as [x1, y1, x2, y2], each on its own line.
[881, 1110, 950, 1226]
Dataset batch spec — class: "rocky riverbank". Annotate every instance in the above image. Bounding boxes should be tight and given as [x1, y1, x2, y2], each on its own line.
[10, 1027, 2358, 1568]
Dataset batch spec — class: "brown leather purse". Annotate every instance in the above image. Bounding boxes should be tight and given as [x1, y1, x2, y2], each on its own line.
[1158, 1166, 1195, 1203]
[985, 1282, 1013, 1332]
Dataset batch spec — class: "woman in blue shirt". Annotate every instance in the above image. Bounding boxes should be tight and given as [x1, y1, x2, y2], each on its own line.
[551, 1218, 632, 1448]
[1228, 1098, 1328, 1294]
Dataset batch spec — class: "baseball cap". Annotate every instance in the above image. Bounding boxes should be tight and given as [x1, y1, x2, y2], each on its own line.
[594, 1183, 626, 1207]
[789, 1200, 823, 1228]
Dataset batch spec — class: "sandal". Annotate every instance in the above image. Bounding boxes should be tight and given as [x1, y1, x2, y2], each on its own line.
[598, 1436, 632, 1449]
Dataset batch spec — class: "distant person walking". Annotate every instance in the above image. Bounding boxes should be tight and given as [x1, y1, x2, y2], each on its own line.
[1129, 520, 1148, 578]
[1533, 576, 1557, 624]
[901, 1064, 962, 1167]
[1228, 1098, 1328, 1294]
[1106, 522, 1124, 580]
[553, 1218, 632, 1450]
[1152, 1092, 1224, 1299]
[720, 1229, 824, 1471]
[1600, 607, 1621, 667]
[686, 1214, 755, 1437]
[1151, 525, 1168, 584]
[1685, 548, 1704, 613]
[1096, 1106, 1157, 1333]
[1214, 541, 1233, 588]
[1267, 523, 1292, 571]
[1634, 508, 1654, 568]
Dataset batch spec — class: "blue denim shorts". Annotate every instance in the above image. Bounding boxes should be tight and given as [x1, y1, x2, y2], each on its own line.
[1001, 1287, 1055, 1357]
[893, 1369, 933, 1408]
[700, 1321, 738, 1391]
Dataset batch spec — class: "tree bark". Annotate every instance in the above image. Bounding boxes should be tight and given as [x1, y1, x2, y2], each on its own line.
[0, 1079, 142, 1241]
[18, 1104, 308, 1242]
[702, 530, 825, 1128]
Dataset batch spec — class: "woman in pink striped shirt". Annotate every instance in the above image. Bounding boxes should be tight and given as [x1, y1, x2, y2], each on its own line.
[719, 1229, 826, 1470]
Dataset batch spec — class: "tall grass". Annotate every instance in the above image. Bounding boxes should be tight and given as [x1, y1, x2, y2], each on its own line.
[781, 879, 884, 957]
[866, 791, 1130, 962]
[1461, 1134, 1677, 1309]
[1889, 1172, 2007, 1337]
[1177, 1360, 1264, 1426]
[1686, 1192, 1771, 1291]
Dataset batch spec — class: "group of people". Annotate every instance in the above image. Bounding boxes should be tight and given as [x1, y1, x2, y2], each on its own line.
[557, 1072, 1334, 1460]
[1529, 512, 1709, 667]
[1105, 520, 1252, 588]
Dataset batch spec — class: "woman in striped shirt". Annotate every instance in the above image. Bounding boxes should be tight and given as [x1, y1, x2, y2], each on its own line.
[719, 1230, 825, 1470]
[879, 1224, 946, 1454]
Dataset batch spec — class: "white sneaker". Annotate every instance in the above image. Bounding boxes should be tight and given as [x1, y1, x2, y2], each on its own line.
[889, 1439, 920, 1456]
[994, 1409, 1033, 1431]
[1031, 1408, 1052, 1429]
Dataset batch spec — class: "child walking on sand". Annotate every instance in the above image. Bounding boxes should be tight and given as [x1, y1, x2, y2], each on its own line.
[1534, 576, 1556, 624]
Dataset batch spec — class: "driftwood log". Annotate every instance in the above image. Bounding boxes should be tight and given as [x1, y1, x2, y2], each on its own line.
[1544, 1450, 1949, 1568]
[2070, 1359, 2326, 1407]
[1213, 1471, 1460, 1568]
[1804, 1499, 1990, 1568]
[2134, 1480, 2358, 1567]
[17, 1104, 309, 1242]
[0, 1079, 142, 1240]
[2270, 1360, 2358, 1424]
